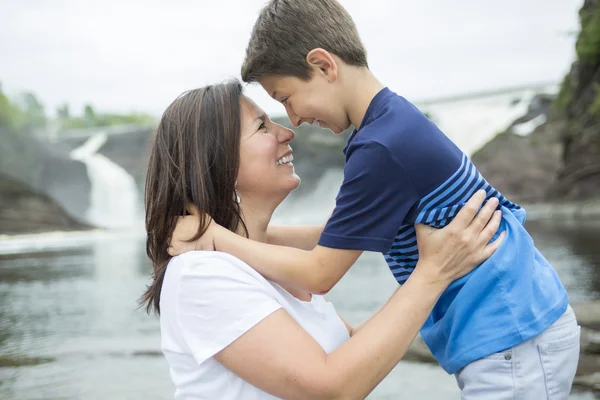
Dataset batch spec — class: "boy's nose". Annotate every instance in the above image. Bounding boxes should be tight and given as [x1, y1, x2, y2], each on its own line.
[286, 109, 302, 128]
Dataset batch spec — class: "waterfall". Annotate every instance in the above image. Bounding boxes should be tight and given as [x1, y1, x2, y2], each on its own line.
[422, 90, 547, 156]
[69, 133, 140, 229]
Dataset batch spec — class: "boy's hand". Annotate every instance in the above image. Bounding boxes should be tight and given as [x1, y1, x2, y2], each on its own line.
[167, 213, 217, 256]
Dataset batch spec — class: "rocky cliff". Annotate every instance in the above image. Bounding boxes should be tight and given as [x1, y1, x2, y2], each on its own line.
[0, 173, 89, 234]
[552, 0, 600, 200]
[473, 0, 600, 203]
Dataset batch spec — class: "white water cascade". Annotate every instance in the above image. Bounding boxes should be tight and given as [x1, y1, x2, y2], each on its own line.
[69, 132, 140, 229]
[273, 169, 344, 225]
[421, 88, 555, 156]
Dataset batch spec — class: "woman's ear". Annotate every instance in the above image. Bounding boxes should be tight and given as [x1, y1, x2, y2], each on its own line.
[306, 48, 338, 82]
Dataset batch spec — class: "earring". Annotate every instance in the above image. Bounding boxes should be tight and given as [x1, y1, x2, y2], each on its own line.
[234, 189, 241, 204]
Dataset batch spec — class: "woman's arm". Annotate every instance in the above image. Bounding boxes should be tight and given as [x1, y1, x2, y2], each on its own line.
[213, 194, 504, 399]
[216, 271, 444, 399]
[267, 225, 325, 250]
[336, 287, 397, 337]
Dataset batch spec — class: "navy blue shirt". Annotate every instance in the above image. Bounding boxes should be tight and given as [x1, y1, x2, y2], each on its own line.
[318, 88, 568, 373]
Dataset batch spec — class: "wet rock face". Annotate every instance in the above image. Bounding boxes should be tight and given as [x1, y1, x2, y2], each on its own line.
[552, 0, 600, 200]
[0, 127, 92, 227]
[572, 301, 600, 395]
[0, 173, 89, 235]
[471, 117, 563, 203]
[473, 0, 600, 203]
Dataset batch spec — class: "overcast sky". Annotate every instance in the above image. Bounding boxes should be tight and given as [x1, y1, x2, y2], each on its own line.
[0, 0, 583, 117]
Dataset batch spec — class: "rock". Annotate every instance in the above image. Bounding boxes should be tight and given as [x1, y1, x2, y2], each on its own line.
[472, 0, 600, 203]
[0, 173, 89, 234]
[574, 301, 600, 394]
[551, 0, 600, 201]
[574, 372, 600, 393]
[573, 301, 600, 331]
[0, 127, 92, 223]
[581, 328, 600, 355]
[471, 118, 563, 203]
[578, 351, 600, 376]
[509, 93, 554, 131]
[404, 335, 436, 364]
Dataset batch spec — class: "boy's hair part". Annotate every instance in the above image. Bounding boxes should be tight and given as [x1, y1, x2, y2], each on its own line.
[241, 0, 368, 83]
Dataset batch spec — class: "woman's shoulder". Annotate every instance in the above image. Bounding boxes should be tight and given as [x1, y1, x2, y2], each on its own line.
[171, 250, 237, 265]
[161, 251, 283, 329]
[166, 252, 330, 312]
[168, 251, 272, 287]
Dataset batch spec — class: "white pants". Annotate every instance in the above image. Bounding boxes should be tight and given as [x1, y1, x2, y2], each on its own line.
[455, 305, 580, 400]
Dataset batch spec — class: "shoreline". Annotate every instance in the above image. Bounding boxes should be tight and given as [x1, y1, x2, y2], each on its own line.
[0, 227, 145, 255]
[1, 199, 598, 240]
[524, 200, 600, 221]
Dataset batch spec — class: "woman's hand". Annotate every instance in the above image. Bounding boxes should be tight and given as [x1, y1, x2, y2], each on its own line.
[414, 190, 505, 286]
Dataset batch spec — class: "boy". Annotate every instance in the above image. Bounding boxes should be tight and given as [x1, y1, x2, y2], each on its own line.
[170, 0, 580, 397]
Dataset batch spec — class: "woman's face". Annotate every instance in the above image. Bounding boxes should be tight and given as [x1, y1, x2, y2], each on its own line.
[236, 96, 301, 202]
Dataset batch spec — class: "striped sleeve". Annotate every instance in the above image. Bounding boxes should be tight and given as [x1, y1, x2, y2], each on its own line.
[318, 141, 420, 253]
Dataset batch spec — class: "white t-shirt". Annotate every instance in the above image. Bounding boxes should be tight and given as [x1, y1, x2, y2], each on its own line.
[159, 251, 350, 400]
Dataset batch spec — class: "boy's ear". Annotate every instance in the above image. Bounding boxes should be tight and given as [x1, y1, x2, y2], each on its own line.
[306, 48, 338, 82]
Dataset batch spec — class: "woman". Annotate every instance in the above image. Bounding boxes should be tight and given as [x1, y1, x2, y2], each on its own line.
[141, 80, 503, 400]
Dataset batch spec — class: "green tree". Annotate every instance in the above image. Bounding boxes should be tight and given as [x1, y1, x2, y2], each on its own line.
[58, 103, 156, 131]
[83, 104, 95, 122]
[576, 5, 600, 65]
[0, 84, 25, 130]
[0, 84, 14, 129]
[18, 92, 46, 129]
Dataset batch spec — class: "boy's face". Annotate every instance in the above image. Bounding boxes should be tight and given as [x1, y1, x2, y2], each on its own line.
[259, 73, 351, 135]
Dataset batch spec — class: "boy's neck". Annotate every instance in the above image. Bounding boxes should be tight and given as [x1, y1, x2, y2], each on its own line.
[342, 67, 385, 130]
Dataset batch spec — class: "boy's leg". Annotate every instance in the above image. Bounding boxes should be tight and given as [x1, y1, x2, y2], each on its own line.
[455, 305, 580, 400]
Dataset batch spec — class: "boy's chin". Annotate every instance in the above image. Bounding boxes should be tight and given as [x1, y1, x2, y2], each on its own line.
[328, 120, 351, 135]
[319, 121, 345, 135]
[328, 126, 346, 135]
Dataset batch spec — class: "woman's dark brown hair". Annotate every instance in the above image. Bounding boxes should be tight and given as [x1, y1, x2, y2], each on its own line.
[141, 80, 248, 315]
